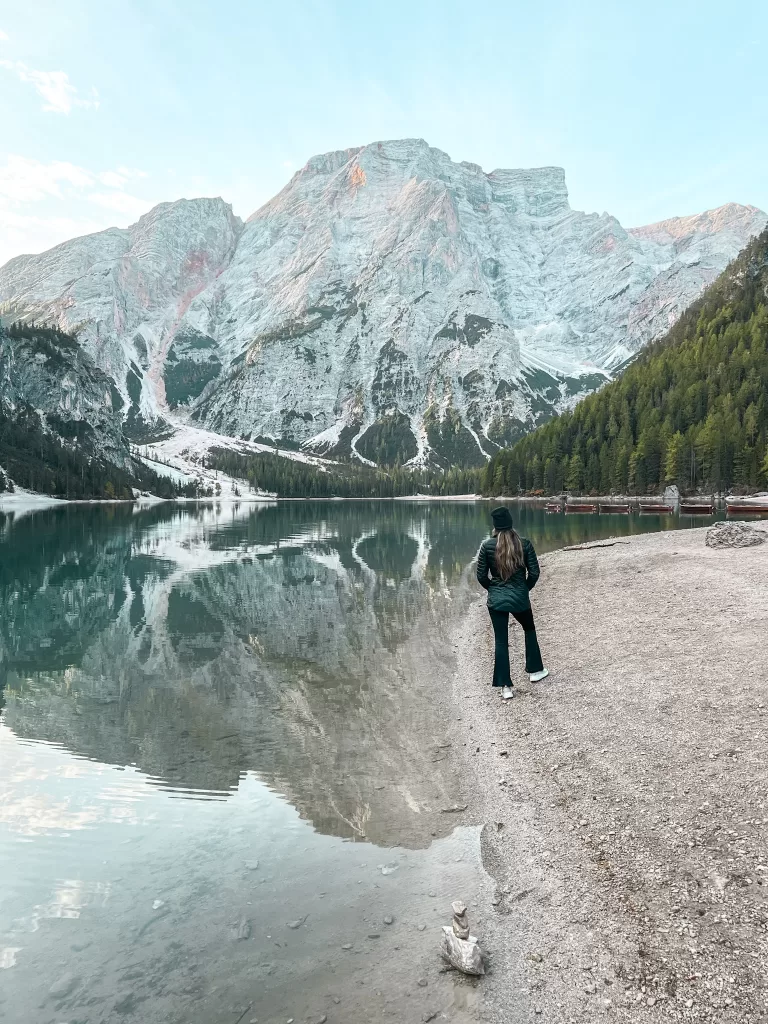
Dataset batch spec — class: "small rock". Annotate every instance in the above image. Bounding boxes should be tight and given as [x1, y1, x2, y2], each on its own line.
[527, 953, 543, 963]
[417, 977, 428, 987]
[244, 860, 259, 871]
[384, 914, 394, 925]
[233, 917, 251, 940]
[423, 1012, 438, 1022]
[428, 890, 437, 898]
[417, 924, 427, 931]
[379, 862, 399, 875]
[312, 1016, 327, 1024]
[368, 933, 381, 939]
[647, 997, 656, 1006]
[341, 943, 353, 950]
[499, 750, 508, 757]
[287, 918, 305, 929]
[332, 995, 341, 1003]
[440, 804, 468, 814]
[152, 899, 165, 910]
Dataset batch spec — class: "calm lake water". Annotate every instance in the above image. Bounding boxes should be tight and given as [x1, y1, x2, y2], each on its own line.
[0, 500, 722, 1024]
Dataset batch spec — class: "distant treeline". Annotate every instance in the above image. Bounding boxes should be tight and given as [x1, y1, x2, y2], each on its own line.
[0, 406, 201, 500]
[206, 448, 482, 498]
[482, 227, 768, 496]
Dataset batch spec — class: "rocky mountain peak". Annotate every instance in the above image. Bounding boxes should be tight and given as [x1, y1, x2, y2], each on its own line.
[629, 202, 766, 245]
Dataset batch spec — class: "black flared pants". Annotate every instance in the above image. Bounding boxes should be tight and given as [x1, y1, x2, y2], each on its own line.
[488, 607, 544, 686]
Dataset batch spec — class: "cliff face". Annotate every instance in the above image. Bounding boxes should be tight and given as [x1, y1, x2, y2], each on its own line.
[0, 324, 130, 469]
[1, 140, 764, 467]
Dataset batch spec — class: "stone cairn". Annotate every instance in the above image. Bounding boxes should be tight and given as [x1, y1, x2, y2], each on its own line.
[440, 900, 485, 976]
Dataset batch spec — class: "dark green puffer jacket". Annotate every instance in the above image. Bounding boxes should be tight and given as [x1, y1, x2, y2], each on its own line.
[476, 535, 540, 612]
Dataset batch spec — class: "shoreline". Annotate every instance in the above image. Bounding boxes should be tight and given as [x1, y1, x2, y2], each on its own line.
[0, 492, 489, 511]
[449, 527, 768, 1021]
[0, 492, 277, 513]
[5, 489, 767, 513]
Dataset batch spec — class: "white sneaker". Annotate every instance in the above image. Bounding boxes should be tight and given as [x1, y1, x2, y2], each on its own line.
[501, 686, 514, 700]
[529, 668, 549, 683]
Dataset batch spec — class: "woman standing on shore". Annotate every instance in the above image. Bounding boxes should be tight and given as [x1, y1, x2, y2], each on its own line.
[476, 506, 548, 700]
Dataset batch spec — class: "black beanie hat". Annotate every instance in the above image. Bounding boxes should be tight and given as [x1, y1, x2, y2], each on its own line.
[491, 506, 514, 530]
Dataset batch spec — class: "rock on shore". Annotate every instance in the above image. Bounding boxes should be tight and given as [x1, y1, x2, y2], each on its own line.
[706, 521, 766, 548]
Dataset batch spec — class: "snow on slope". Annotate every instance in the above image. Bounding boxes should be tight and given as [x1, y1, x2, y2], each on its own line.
[137, 423, 336, 499]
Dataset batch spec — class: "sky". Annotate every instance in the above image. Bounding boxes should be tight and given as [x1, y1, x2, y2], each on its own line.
[1, 0, 766, 266]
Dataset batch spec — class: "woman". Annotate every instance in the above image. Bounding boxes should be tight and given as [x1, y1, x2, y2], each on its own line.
[476, 506, 548, 700]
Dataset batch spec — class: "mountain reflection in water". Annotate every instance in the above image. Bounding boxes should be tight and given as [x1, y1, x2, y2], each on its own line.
[1, 501, 490, 848]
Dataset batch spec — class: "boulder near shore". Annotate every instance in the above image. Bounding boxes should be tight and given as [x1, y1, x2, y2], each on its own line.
[452, 527, 768, 1022]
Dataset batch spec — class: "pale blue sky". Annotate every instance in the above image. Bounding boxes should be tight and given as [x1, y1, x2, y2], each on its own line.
[1, 0, 766, 264]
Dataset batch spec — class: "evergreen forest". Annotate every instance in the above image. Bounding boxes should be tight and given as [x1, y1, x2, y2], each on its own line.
[205, 448, 480, 498]
[0, 405, 203, 500]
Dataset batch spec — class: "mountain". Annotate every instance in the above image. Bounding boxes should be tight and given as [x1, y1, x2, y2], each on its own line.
[482, 225, 768, 496]
[0, 321, 205, 498]
[0, 322, 129, 467]
[0, 198, 243, 443]
[0, 139, 764, 468]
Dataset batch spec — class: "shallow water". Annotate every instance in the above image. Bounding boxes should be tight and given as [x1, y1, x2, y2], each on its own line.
[0, 500, 725, 1023]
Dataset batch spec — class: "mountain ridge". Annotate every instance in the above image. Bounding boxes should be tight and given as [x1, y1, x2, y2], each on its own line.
[0, 139, 765, 469]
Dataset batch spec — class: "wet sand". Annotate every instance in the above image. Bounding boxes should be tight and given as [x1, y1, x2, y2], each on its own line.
[452, 527, 768, 1021]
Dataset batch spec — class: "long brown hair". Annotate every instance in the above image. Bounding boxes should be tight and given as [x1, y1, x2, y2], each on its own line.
[492, 527, 524, 580]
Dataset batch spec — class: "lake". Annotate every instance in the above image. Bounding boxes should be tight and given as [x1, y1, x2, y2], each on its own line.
[0, 500, 722, 1024]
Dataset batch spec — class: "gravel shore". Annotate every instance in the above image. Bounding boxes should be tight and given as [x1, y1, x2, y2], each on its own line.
[451, 527, 768, 1022]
